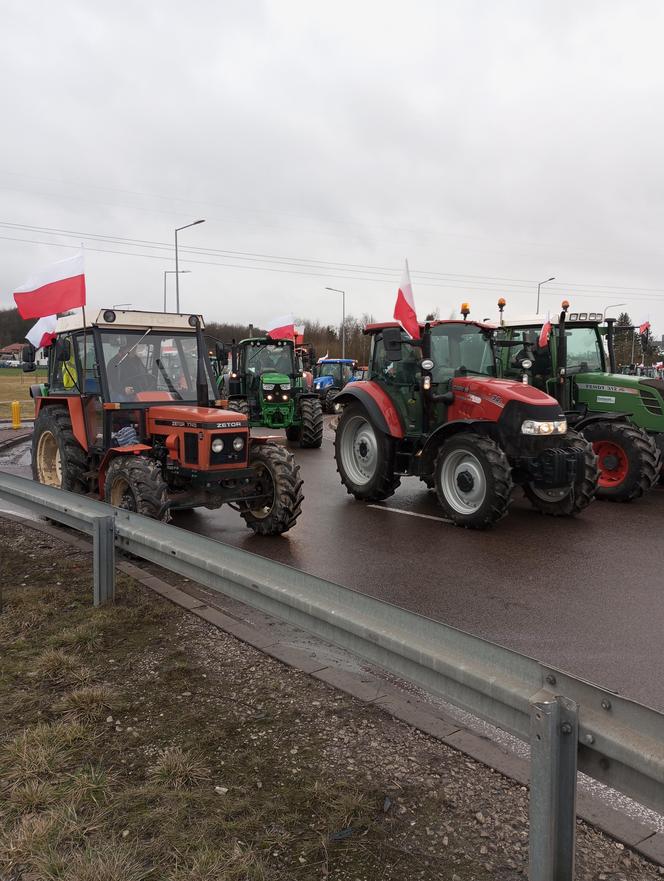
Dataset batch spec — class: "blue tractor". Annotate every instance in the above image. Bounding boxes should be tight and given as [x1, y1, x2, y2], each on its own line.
[313, 358, 358, 412]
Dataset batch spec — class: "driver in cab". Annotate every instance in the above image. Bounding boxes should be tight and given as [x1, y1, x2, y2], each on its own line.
[107, 343, 151, 399]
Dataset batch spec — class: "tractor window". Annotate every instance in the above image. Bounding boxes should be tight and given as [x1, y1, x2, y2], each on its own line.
[564, 327, 604, 371]
[75, 335, 100, 395]
[100, 331, 215, 403]
[50, 334, 80, 393]
[244, 344, 294, 376]
[429, 325, 495, 381]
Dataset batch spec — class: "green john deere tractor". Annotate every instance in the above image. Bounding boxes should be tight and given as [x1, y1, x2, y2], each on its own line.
[225, 337, 324, 448]
[498, 302, 661, 501]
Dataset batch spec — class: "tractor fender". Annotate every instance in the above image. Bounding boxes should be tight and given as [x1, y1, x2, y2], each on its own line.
[98, 445, 153, 500]
[420, 419, 494, 471]
[573, 412, 631, 431]
[334, 382, 405, 438]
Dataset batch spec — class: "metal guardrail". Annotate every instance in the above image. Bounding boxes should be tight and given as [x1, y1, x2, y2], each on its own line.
[0, 471, 662, 880]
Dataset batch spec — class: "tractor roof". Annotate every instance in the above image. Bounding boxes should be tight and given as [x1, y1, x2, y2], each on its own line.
[500, 313, 604, 328]
[318, 358, 356, 364]
[238, 336, 293, 346]
[364, 319, 497, 334]
[55, 309, 205, 334]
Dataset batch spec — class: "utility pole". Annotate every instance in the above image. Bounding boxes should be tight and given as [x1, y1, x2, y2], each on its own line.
[325, 287, 346, 358]
[174, 220, 205, 312]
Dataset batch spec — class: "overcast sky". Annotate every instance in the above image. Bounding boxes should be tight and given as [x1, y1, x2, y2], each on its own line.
[1, 0, 664, 334]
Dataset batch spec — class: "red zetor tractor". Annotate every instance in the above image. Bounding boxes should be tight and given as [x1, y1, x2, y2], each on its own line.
[24, 310, 303, 535]
[332, 318, 598, 528]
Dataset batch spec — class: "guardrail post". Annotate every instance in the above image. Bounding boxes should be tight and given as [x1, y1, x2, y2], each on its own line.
[529, 694, 578, 881]
[93, 515, 115, 606]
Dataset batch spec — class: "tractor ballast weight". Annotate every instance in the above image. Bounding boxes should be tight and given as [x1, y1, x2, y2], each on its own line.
[27, 310, 304, 535]
[497, 303, 661, 501]
[333, 319, 598, 529]
[225, 336, 324, 448]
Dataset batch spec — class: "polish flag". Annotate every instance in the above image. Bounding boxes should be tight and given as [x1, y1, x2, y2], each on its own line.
[393, 260, 419, 339]
[538, 314, 552, 349]
[26, 315, 58, 349]
[639, 321, 651, 336]
[266, 313, 295, 340]
[13, 250, 86, 319]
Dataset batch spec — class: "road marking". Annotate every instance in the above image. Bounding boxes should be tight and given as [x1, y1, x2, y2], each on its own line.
[367, 504, 451, 523]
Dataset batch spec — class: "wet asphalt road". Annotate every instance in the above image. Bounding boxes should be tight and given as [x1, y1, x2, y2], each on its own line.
[2, 423, 663, 711]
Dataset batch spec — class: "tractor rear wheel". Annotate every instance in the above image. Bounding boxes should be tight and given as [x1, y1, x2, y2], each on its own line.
[299, 398, 324, 448]
[32, 405, 87, 493]
[227, 398, 250, 418]
[434, 433, 513, 528]
[241, 443, 303, 535]
[523, 429, 597, 516]
[581, 421, 660, 502]
[105, 456, 170, 522]
[334, 402, 400, 501]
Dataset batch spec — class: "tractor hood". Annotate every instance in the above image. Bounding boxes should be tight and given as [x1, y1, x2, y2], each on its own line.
[147, 405, 248, 429]
[259, 371, 290, 386]
[575, 371, 663, 394]
[452, 377, 558, 407]
[314, 375, 334, 390]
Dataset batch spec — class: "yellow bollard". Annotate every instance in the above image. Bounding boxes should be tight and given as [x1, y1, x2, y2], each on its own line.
[11, 400, 21, 430]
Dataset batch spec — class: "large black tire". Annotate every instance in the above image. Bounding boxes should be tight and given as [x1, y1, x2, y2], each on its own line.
[241, 444, 303, 535]
[32, 405, 88, 493]
[104, 455, 171, 522]
[523, 429, 598, 517]
[581, 421, 660, 502]
[434, 433, 513, 529]
[299, 398, 324, 448]
[227, 398, 250, 418]
[324, 388, 340, 414]
[334, 402, 400, 501]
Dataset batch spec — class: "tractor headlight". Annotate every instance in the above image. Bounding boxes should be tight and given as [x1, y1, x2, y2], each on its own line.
[211, 438, 224, 453]
[281, 382, 291, 390]
[263, 383, 275, 391]
[266, 394, 273, 401]
[521, 419, 567, 435]
[232, 436, 245, 452]
[282, 394, 289, 401]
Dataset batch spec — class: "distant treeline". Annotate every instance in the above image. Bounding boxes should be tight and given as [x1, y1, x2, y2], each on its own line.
[0, 307, 32, 348]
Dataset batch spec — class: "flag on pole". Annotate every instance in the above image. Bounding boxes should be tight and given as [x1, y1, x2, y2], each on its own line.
[393, 260, 419, 339]
[26, 315, 58, 349]
[13, 250, 86, 319]
[538, 313, 552, 349]
[639, 321, 651, 336]
[266, 314, 295, 340]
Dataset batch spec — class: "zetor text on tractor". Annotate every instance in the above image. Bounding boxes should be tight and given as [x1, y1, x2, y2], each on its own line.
[497, 302, 661, 502]
[224, 336, 324, 448]
[333, 316, 598, 528]
[24, 310, 303, 535]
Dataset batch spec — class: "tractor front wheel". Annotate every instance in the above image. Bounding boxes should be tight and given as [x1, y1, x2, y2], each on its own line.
[434, 433, 513, 528]
[334, 402, 400, 501]
[299, 398, 324, 448]
[227, 398, 250, 418]
[241, 444, 304, 535]
[324, 388, 339, 414]
[523, 429, 597, 516]
[32, 405, 87, 493]
[104, 456, 170, 522]
[581, 421, 660, 502]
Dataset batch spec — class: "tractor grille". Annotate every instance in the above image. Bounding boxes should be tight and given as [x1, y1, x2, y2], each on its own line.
[184, 432, 199, 465]
[639, 388, 663, 416]
[210, 433, 248, 466]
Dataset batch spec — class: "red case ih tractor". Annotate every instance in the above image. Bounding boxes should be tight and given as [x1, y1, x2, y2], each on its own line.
[332, 317, 598, 528]
[24, 310, 303, 535]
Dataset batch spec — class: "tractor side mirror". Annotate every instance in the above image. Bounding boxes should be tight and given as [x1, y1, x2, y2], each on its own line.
[383, 327, 403, 361]
[55, 338, 71, 363]
[215, 342, 227, 363]
[22, 345, 36, 372]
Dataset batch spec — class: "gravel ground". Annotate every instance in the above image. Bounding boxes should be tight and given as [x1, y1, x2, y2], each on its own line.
[1, 517, 663, 880]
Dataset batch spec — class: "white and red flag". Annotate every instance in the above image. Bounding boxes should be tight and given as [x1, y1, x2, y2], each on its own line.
[26, 315, 58, 349]
[393, 260, 419, 339]
[639, 321, 651, 336]
[13, 250, 86, 319]
[266, 313, 295, 340]
[539, 313, 552, 349]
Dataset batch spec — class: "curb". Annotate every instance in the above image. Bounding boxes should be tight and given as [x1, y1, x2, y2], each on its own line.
[0, 431, 33, 452]
[3, 513, 663, 866]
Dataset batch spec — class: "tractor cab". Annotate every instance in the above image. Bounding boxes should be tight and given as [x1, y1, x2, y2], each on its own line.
[496, 303, 661, 500]
[27, 310, 304, 534]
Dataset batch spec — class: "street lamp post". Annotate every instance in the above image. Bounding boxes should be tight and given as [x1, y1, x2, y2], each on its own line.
[325, 287, 346, 359]
[163, 270, 191, 312]
[536, 277, 556, 313]
[174, 220, 205, 312]
[603, 303, 626, 319]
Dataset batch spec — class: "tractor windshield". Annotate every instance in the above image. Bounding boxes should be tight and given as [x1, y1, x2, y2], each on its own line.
[317, 363, 353, 384]
[563, 326, 604, 371]
[100, 330, 215, 403]
[244, 344, 294, 376]
[430, 324, 495, 381]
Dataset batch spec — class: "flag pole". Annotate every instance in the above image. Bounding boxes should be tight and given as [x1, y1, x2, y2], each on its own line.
[80, 243, 87, 393]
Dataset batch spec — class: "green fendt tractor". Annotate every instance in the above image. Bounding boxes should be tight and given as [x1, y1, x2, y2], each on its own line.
[498, 301, 661, 501]
[225, 337, 324, 448]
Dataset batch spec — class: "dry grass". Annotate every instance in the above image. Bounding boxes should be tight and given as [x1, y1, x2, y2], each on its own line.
[34, 840, 151, 881]
[7, 779, 57, 814]
[168, 845, 268, 881]
[34, 648, 92, 687]
[52, 685, 118, 722]
[63, 765, 115, 808]
[0, 720, 92, 783]
[147, 747, 210, 790]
